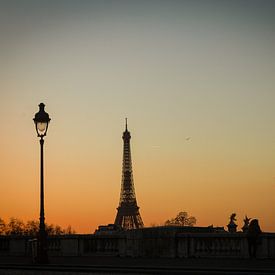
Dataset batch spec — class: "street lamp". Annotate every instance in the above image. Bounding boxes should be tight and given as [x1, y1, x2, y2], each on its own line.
[33, 103, 51, 264]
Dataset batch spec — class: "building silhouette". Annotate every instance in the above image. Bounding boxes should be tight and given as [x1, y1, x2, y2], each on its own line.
[114, 119, 144, 230]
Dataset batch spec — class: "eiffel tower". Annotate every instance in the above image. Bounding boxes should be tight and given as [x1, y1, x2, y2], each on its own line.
[114, 119, 144, 230]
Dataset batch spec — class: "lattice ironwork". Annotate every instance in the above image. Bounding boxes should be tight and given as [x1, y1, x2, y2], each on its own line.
[114, 119, 144, 230]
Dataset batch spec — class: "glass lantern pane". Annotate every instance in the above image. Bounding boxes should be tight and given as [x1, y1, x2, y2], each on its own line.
[37, 122, 47, 135]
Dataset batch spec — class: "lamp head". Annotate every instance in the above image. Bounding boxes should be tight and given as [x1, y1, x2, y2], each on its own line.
[33, 103, 51, 137]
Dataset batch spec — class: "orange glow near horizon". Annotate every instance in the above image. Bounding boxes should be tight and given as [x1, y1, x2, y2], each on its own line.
[1, 120, 274, 233]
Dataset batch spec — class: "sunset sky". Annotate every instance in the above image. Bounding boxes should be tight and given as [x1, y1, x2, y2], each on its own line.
[0, 0, 275, 233]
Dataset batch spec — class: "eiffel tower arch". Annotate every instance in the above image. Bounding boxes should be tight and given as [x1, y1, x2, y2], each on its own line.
[114, 119, 144, 230]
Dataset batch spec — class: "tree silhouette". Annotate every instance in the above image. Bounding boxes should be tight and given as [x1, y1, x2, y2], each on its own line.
[0, 218, 6, 234]
[24, 220, 39, 236]
[0, 217, 75, 236]
[6, 218, 25, 235]
[165, 211, 197, 227]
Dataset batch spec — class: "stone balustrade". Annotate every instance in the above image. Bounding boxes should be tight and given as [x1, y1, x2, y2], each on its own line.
[178, 232, 275, 259]
[1, 228, 274, 259]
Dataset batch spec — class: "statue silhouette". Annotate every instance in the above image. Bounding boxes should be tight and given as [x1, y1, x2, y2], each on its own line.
[247, 219, 262, 258]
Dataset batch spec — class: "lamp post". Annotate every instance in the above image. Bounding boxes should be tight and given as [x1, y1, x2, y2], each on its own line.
[33, 103, 51, 264]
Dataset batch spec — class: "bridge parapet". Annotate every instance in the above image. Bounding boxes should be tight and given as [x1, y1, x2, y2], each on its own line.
[0, 230, 274, 259]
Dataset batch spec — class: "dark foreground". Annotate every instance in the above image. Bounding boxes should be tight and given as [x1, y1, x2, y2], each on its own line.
[0, 257, 275, 274]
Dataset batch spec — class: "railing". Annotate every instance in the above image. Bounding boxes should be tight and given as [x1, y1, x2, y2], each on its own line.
[177, 233, 275, 259]
[82, 235, 120, 255]
[48, 237, 61, 255]
[0, 236, 29, 256]
[0, 231, 274, 259]
[0, 237, 9, 254]
[177, 233, 246, 258]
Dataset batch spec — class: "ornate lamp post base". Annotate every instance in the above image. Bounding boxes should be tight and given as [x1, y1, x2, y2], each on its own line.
[37, 230, 48, 264]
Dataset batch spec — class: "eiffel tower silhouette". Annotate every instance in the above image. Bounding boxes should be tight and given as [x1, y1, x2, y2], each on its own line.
[114, 119, 144, 230]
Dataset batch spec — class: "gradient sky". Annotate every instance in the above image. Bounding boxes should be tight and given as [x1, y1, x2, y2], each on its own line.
[0, 0, 274, 233]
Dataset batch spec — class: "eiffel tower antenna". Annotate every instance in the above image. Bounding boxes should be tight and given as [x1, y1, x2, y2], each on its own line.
[114, 119, 144, 230]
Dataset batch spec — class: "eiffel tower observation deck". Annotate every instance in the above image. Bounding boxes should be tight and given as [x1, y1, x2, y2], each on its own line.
[114, 119, 144, 230]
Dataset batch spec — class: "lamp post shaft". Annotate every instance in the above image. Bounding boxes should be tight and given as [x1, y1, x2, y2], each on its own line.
[40, 138, 45, 230]
[38, 137, 48, 263]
